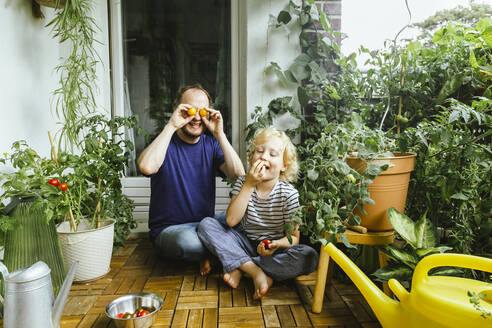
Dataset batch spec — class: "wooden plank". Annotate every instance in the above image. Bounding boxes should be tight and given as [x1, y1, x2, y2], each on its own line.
[91, 313, 112, 328]
[59, 315, 82, 328]
[195, 274, 207, 290]
[260, 287, 301, 306]
[181, 275, 195, 291]
[203, 307, 218, 328]
[153, 309, 174, 327]
[176, 290, 218, 310]
[219, 279, 233, 308]
[275, 305, 296, 327]
[171, 309, 189, 328]
[115, 277, 134, 294]
[207, 275, 219, 290]
[261, 305, 280, 328]
[188, 309, 204, 328]
[290, 304, 311, 326]
[62, 295, 98, 316]
[129, 277, 147, 293]
[219, 306, 264, 327]
[75, 313, 99, 328]
[342, 295, 373, 323]
[162, 291, 179, 311]
[232, 287, 247, 307]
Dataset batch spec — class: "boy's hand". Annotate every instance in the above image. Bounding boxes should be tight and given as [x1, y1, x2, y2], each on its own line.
[245, 159, 266, 187]
[257, 239, 278, 256]
[168, 104, 194, 130]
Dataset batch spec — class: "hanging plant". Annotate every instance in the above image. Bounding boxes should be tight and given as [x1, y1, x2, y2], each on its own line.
[46, 0, 100, 149]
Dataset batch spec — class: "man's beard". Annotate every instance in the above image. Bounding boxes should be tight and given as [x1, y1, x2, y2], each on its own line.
[181, 123, 203, 139]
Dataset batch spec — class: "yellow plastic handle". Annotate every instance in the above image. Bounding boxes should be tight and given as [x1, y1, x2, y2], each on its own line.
[413, 253, 492, 284]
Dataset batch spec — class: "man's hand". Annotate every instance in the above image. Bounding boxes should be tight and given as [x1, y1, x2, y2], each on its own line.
[257, 239, 278, 256]
[201, 107, 224, 137]
[168, 104, 194, 130]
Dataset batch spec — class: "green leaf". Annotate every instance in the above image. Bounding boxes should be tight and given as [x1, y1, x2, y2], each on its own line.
[372, 264, 413, 283]
[307, 169, 319, 181]
[415, 212, 436, 248]
[387, 208, 417, 248]
[415, 246, 452, 258]
[277, 11, 292, 25]
[437, 74, 463, 104]
[383, 246, 418, 268]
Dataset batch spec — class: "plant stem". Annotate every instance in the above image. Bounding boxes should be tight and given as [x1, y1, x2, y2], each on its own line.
[397, 64, 405, 134]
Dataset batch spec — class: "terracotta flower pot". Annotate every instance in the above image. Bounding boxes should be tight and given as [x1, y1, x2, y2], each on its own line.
[347, 152, 416, 231]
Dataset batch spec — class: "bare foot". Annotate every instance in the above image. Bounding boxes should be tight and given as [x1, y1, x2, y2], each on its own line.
[223, 269, 242, 288]
[252, 271, 273, 300]
[200, 259, 212, 276]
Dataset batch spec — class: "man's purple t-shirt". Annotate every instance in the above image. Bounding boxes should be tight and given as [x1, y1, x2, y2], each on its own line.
[148, 133, 225, 240]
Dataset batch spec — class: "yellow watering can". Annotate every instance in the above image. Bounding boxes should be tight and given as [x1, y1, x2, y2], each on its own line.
[324, 243, 492, 328]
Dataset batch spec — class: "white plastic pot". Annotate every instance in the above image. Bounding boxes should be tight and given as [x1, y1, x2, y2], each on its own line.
[57, 219, 115, 282]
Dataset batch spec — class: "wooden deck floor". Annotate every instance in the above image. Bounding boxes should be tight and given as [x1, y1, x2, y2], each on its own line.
[58, 238, 382, 328]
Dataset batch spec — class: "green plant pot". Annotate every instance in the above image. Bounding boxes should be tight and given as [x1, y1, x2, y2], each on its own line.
[2, 197, 66, 297]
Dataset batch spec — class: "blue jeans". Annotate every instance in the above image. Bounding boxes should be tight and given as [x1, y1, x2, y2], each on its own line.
[153, 212, 228, 262]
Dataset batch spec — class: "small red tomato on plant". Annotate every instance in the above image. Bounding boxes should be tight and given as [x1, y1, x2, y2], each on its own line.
[199, 108, 208, 117]
[59, 183, 68, 191]
[48, 178, 59, 186]
[261, 240, 272, 250]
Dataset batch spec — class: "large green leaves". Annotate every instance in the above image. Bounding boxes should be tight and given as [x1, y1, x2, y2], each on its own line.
[373, 264, 413, 283]
[388, 207, 417, 248]
[415, 212, 437, 248]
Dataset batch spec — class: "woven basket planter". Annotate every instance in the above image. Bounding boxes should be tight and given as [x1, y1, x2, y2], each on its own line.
[57, 219, 115, 282]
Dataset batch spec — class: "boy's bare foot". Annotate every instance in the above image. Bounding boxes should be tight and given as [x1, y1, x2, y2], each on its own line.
[253, 271, 273, 300]
[223, 269, 242, 288]
[200, 259, 212, 276]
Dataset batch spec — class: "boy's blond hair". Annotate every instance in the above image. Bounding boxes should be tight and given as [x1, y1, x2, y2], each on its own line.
[247, 126, 298, 182]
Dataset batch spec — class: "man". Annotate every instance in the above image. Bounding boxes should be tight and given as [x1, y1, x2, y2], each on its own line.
[138, 84, 244, 275]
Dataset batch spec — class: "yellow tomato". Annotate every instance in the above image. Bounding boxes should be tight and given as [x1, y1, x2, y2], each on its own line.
[187, 107, 197, 116]
[199, 108, 208, 117]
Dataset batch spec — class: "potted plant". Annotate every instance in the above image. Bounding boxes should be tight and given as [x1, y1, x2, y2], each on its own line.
[288, 113, 416, 246]
[372, 207, 460, 285]
[53, 114, 139, 281]
[0, 141, 68, 295]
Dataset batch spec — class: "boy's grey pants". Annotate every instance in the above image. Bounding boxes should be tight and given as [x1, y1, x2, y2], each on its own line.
[197, 217, 319, 281]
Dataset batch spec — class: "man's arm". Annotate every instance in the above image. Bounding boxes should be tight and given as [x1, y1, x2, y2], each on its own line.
[216, 132, 245, 180]
[202, 107, 245, 180]
[138, 104, 193, 175]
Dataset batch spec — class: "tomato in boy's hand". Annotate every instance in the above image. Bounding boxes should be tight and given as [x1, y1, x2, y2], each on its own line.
[261, 240, 272, 250]
[199, 108, 208, 117]
[187, 107, 197, 116]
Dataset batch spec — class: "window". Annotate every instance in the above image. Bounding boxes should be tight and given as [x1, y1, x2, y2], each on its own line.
[113, 0, 232, 176]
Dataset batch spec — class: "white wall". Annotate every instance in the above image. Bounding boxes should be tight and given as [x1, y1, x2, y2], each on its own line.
[245, 0, 301, 130]
[0, 0, 111, 164]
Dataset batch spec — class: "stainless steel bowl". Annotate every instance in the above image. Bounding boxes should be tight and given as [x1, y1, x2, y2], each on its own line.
[105, 292, 164, 328]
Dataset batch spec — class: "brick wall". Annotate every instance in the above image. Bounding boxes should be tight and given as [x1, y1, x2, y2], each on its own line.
[304, 0, 342, 44]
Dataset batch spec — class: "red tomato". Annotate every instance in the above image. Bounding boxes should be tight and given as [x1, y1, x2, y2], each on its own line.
[261, 240, 272, 250]
[48, 178, 59, 186]
[137, 310, 150, 317]
[187, 107, 197, 116]
[199, 108, 208, 117]
[116, 313, 124, 319]
[59, 183, 68, 191]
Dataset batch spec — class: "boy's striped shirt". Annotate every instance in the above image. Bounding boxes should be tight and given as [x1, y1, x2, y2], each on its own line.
[230, 175, 299, 241]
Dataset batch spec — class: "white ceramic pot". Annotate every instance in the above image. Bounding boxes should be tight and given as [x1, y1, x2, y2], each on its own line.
[57, 219, 115, 282]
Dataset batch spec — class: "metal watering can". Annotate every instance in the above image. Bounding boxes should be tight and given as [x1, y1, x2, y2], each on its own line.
[324, 243, 492, 328]
[0, 260, 77, 328]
